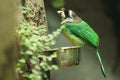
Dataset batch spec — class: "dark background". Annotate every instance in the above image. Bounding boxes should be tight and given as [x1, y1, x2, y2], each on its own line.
[44, 0, 120, 80]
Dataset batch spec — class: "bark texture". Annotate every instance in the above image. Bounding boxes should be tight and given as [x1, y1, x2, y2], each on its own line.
[18, 0, 49, 80]
[21, 0, 47, 26]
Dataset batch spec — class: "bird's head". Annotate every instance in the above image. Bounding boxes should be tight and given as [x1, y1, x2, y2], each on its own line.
[57, 8, 78, 24]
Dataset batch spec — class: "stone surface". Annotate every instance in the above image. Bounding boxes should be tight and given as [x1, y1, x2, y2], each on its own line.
[0, 0, 16, 80]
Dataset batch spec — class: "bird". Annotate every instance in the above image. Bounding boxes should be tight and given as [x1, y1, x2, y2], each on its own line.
[57, 8, 106, 78]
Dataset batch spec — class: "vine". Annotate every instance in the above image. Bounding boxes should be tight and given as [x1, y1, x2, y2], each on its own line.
[16, 1, 63, 80]
[16, 21, 63, 80]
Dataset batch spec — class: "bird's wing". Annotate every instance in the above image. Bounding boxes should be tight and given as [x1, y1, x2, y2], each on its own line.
[65, 21, 99, 47]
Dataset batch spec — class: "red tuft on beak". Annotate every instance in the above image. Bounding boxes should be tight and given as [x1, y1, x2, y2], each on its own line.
[60, 7, 65, 11]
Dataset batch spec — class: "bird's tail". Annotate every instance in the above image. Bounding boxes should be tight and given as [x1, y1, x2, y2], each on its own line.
[96, 49, 106, 78]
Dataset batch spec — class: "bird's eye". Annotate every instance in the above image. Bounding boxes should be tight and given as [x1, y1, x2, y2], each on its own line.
[57, 11, 62, 14]
[57, 10, 66, 18]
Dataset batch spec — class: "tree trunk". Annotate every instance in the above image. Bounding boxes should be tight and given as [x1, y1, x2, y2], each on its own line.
[0, 0, 16, 80]
[18, 0, 49, 80]
[21, 0, 48, 27]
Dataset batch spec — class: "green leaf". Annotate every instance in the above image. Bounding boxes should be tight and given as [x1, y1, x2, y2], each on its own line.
[23, 38, 31, 47]
[51, 52, 57, 58]
[48, 34, 54, 40]
[47, 57, 52, 61]
[32, 69, 39, 74]
[38, 25, 46, 29]
[25, 50, 33, 55]
[22, 6, 31, 12]
[50, 40, 55, 45]
[32, 30, 39, 35]
[30, 58, 37, 64]
[40, 36, 48, 41]
[51, 65, 58, 70]
[19, 58, 26, 64]
[35, 65, 40, 70]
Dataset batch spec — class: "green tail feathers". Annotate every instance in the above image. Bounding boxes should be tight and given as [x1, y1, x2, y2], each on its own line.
[96, 49, 106, 78]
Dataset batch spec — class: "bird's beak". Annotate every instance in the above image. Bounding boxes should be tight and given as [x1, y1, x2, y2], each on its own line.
[60, 21, 65, 24]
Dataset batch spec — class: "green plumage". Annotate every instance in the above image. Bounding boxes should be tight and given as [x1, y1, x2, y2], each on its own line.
[61, 20, 106, 78]
[62, 20, 99, 47]
[57, 9, 106, 77]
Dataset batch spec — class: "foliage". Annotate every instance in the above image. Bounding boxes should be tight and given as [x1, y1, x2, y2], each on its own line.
[16, 3, 62, 80]
[52, 0, 65, 8]
[16, 22, 62, 80]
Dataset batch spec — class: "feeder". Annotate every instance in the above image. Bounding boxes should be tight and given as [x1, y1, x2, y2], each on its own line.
[44, 46, 82, 68]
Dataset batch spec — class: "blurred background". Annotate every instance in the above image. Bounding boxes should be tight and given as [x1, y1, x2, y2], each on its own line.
[44, 0, 120, 80]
